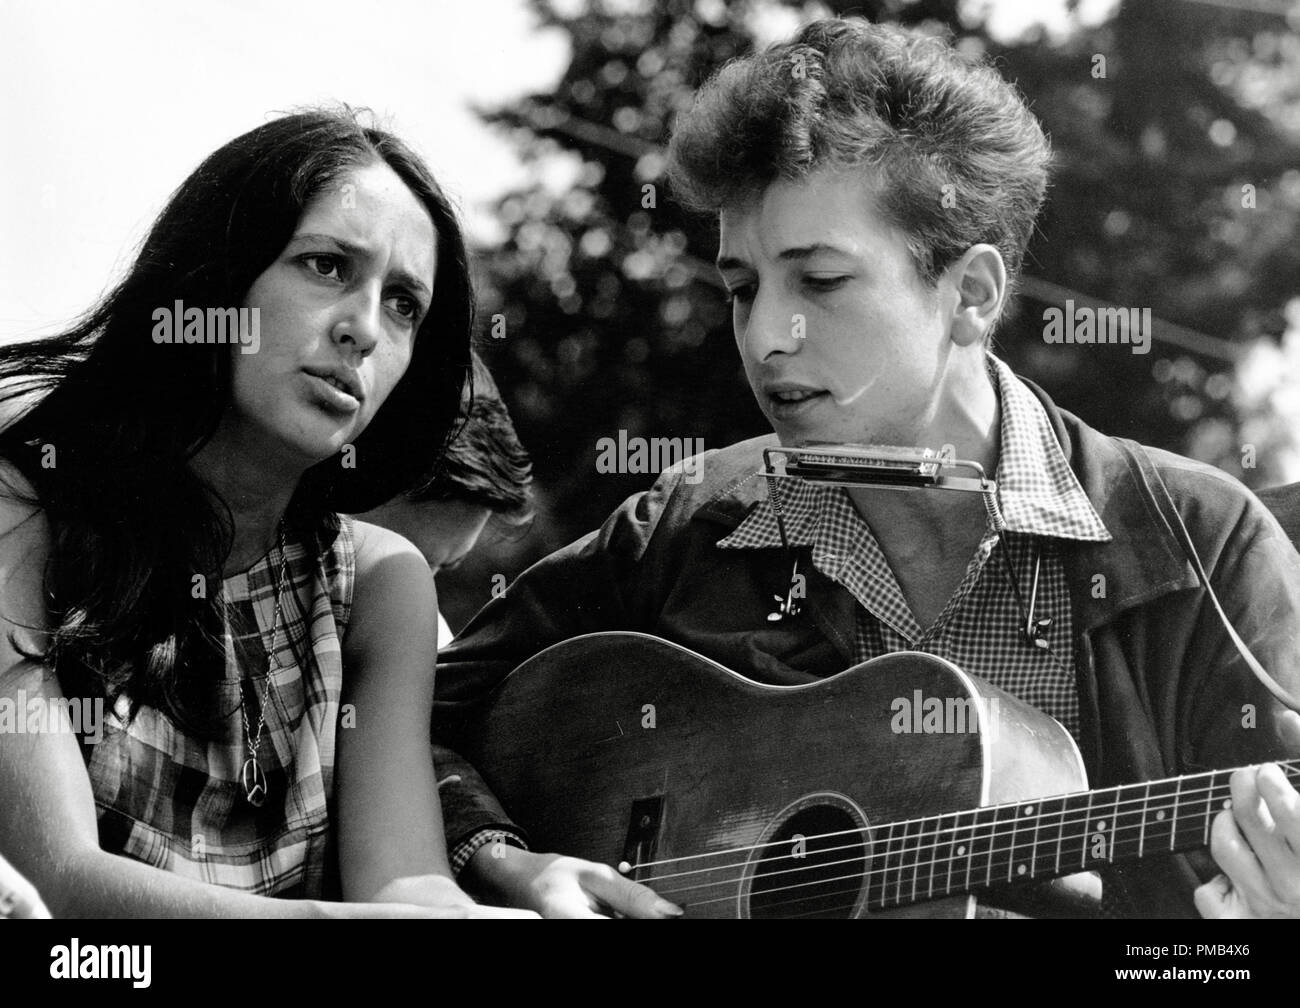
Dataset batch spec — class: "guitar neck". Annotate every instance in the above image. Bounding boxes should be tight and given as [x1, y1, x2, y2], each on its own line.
[870, 760, 1300, 910]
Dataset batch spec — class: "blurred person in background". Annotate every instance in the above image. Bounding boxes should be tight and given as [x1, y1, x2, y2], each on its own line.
[360, 352, 535, 647]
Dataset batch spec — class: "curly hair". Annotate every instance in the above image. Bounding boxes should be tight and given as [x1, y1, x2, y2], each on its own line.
[666, 18, 1051, 300]
[406, 354, 533, 531]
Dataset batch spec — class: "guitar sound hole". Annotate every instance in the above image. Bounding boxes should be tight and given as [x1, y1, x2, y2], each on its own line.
[748, 805, 867, 919]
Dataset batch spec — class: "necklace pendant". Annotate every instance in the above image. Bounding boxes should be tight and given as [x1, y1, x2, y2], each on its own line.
[241, 756, 268, 807]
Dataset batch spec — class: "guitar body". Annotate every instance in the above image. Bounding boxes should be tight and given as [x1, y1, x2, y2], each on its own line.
[460, 632, 1091, 918]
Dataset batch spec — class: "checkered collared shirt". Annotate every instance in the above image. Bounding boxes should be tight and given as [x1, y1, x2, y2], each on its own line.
[717, 354, 1112, 740]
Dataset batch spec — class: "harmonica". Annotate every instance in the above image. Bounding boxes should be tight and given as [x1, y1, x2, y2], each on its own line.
[762, 443, 991, 493]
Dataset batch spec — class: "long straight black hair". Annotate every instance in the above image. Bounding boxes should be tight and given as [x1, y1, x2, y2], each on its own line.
[0, 107, 474, 735]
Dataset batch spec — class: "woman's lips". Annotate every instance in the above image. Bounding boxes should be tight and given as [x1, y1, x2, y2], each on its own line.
[306, 372, 361, 414]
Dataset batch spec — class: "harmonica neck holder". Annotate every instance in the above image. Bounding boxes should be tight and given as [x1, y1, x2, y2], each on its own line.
[759, 443, 1038, 644]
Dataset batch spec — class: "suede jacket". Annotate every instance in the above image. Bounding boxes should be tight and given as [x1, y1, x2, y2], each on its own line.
[433, 378, 1300, 918]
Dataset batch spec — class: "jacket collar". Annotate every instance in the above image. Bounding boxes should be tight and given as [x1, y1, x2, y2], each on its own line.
[694, 446, 773, 527]
[1020, 376, 1200, 631]
[691, 380, 1200, 634]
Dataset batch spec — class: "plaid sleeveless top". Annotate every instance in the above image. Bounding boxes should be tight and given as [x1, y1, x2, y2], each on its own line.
[84, 513, 354, 899]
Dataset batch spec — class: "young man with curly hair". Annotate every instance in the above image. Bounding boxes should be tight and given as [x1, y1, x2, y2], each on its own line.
[434, 19, 1300, 919]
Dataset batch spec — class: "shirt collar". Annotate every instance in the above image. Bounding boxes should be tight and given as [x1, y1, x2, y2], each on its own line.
[988, 354, 1111, 541]
[717, 353, 1112, 551]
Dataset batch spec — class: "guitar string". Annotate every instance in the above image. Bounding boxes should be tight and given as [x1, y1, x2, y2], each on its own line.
[647, 814, 1146, 907]
[647, 812, 1192, 906]
[725, 877, 964, 917]
[624, 759, 1300, 878]
[685, 867, 892, 912]
[678, 867, 920, 913]
[639, 793, 1266, 896]
[649, 808, 1201, 912]
[622, 765, 1300, 903]
[643, 795, 1260, 911]
[677, 849, 1109, 915]
[663, 858, 1081, 913]
[636, 788, 1283, 889]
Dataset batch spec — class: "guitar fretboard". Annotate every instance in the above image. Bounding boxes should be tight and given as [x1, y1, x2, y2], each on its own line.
[870, 760, 1300, 909]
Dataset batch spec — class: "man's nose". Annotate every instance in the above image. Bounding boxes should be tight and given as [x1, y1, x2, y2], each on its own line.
[740, 293, 804, 362]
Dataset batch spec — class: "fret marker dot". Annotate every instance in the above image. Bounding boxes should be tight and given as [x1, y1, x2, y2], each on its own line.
[1155, 810, 1165, 821]
[1096, 820, 1107, 832]
[957, 846, 966, 856]
[1022, 805, 1034, 816]
[1223, 799, 1232, 811]
[1017, 864, 1027, 876]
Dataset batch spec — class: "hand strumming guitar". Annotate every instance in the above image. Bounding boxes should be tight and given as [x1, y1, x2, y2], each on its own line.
[466, 846, 683, 919]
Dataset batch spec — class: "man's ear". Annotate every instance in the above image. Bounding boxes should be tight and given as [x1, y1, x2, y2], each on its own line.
[946, 244, 1007, 348]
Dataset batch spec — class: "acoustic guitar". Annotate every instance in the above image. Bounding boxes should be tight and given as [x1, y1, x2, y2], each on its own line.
[455, 632, 1299, 918]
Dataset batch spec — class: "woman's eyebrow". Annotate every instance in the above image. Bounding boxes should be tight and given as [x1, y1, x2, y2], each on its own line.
[290, 232, 432, 298]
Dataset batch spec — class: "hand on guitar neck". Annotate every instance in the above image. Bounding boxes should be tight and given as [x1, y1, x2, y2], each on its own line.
[1195, 710, 1300, 919]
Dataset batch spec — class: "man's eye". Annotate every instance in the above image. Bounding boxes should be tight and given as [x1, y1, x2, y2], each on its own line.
[804, 275, 849, 292]
[302, 254, 343, 280]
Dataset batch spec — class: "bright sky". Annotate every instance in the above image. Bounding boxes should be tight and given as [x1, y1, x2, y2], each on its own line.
[0, 0, 1115, 341]
[0, 0, 569, 339]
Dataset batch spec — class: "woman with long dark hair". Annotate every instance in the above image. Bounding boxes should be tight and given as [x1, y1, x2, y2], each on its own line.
[0, 108, 531, 917]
